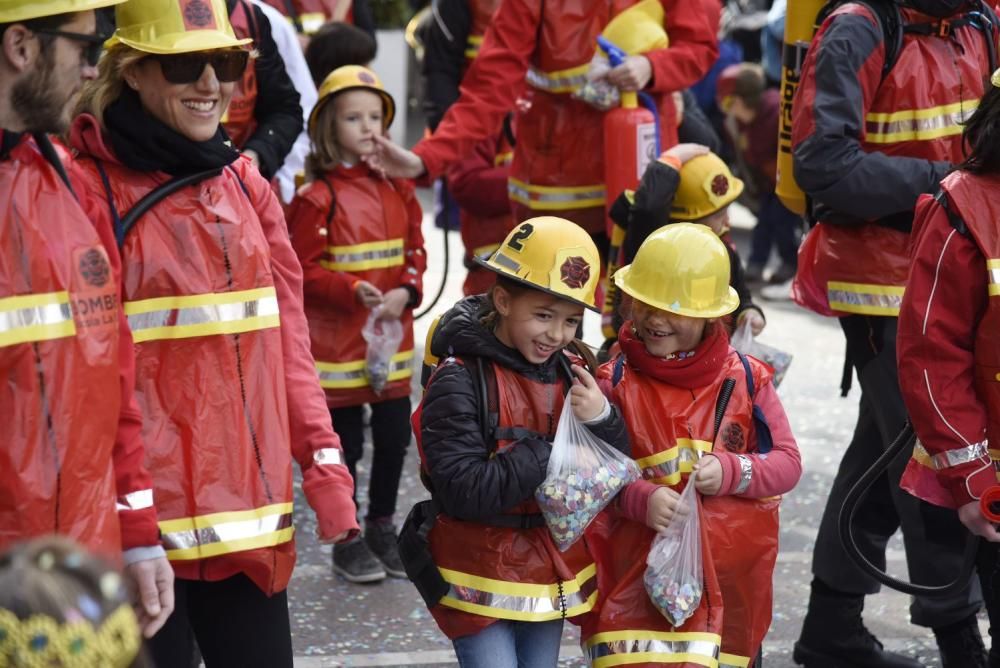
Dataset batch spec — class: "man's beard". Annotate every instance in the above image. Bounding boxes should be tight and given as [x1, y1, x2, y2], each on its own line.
[10, 52, 73, 134]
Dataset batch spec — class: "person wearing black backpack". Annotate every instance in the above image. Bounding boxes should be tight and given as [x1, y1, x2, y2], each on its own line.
[790, 1, 998, 666]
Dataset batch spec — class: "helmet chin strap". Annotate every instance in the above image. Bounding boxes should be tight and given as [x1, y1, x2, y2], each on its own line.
[903, 0, 969, 18]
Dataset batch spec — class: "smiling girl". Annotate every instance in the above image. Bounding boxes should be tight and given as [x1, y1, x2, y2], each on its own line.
[286, 65, 426, 584]
[583, 224, 801, 668]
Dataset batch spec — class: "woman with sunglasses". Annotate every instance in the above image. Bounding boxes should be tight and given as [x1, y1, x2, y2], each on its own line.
[68, 0, 360, 666]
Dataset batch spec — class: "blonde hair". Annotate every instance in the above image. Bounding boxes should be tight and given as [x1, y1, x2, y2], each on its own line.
[75, 44, 147, 126]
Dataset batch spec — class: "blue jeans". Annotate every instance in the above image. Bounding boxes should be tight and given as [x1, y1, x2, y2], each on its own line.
[452, 619, 564, 668]
[750, 191, 802, 268]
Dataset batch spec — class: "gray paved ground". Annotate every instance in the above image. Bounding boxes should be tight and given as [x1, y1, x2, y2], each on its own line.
[279, 200, 987, 666]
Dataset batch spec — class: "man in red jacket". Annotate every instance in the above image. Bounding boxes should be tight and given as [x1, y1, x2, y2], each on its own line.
[0, 0, 172, 639]
[370, 0, 718, 242]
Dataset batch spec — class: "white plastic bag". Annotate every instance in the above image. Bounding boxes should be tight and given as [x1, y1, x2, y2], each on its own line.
[644, 481, 703, 627]
[731, 319, 793, 387]
[361, 306, 403, 395]
[571, 54, 620, 111]
[535, 397, 641, 551]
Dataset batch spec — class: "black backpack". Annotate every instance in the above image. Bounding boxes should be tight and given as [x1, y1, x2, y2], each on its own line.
[814, 0, 998, 80]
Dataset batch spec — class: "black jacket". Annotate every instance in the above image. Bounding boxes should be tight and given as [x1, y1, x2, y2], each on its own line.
[615, 161, 762, 325]
[421, 296, 630, 521]
[418, 0, 470, 131]
[228, 0, 303, 180]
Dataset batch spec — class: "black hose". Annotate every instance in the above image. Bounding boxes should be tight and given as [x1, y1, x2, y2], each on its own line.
[838, 421, 979, 596]
[415, 212, 450, 320]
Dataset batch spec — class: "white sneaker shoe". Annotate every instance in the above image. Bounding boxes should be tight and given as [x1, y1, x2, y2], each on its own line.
[760, 279, 793, 302]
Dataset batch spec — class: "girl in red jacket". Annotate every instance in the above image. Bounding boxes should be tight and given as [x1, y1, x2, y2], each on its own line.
[585, 223, 801, 667]
[287, 66, 426, 584]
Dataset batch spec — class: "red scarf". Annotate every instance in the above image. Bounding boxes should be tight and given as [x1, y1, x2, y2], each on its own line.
[618, 321, 729, 389]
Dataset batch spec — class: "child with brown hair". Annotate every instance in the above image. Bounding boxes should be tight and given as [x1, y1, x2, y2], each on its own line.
[287, 65, 426, 584]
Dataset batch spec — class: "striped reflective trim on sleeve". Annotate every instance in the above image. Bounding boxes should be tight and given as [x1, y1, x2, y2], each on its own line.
[912, 439, 988, 470]
[124, 286, 280, 343]
[464, 34, 484, 60]
[494, 151, 513, 167]
[159, 502, 294, 561]
[634, 439, 712, 486]
[865, 101, 976, 144]
[525, 64, 590, 93]
[116, 489, 154, 512]
[584, 630, 722, 668]
[826, 281, 904, 316]
[986, 259, 1000, 296]
[320, 238, 405, 272]
[0, 291, 75, 347]
[312, 448, 344, 466]
[508, 178, 605, 211]
[438, 562, 597, 622]
[295, 11, 326, 34]
[315, 350, 414, 389]
[733, 454, 753, 494]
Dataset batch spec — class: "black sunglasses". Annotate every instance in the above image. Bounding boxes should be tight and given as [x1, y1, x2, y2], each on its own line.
[33, 29, 106, 67]
[151, 50, 250, 85]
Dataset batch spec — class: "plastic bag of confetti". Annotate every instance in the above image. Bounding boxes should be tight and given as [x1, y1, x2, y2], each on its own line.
[731, 319, 793, 388]
[535, 396, 641, 551]
[572, 54, 620, 111]
[644, 481, 703, 627]
[361, 306, 403, 395]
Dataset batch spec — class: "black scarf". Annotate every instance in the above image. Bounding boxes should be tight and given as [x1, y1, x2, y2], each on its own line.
[103, 87, 240, 176]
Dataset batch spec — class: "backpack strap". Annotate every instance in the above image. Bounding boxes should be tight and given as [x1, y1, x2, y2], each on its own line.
[32, 133, 76, 198]
[934, 187, 970, 238]
[738, 351, 774, 454]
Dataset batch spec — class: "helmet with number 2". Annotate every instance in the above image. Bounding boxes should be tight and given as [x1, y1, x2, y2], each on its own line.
[475, 216, 601, 312]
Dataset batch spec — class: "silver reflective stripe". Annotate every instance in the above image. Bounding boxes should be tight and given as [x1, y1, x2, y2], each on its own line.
[734, 454, 753, 494]
[313, 448, 343, 466]
[507, 181, 605, 205]
[0, 301, 72, 333]
[317, 356, 412, 385]
[586, 638, 721, 663]
[526, 66, 588, 92]
[640, 449, 702, 482]
[826, 287, 902, 311]
[930, 440, 989, 470]
[160, 509, 293, 551]
[127, 295, 279, 333]
[442, 572, 597, 616]
[866, 104, 975, 143]
[0, 293, 74, 348]
[116, 489, 154, 512]
[989, 266, 1000, 286]
[326, 245, 403, 267]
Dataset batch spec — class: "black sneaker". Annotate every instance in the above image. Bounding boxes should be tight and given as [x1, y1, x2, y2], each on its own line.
[332, 537, 386, 584]
[935, 615, 987, 668]
[364, 520, 407, 578]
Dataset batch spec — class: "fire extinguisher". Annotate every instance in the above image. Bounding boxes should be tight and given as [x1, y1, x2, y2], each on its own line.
[598, 35, 660, 238]
[775, 0, 826, 216]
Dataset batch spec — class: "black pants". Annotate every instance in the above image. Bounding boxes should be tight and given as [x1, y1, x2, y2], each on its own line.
[331, 395, 411, 521]
[811, 315, 981, 628]
[149, 575, 292, 668]
[977, 541, 1000, 665]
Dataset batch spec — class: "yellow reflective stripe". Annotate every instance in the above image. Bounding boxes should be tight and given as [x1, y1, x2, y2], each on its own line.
[465, 34, 484, 59]
[987, 259, 1000, 296]
[293, 11, 326, 34]
[719, 652, 750, 668]
[0, 291, 75, 347]
[316, 350, 414, 389]
[526, 64, 590, 93]
[438, 562, 597, 621]
[865, 101, 976, 144]
[585, 630, 723, 668]
[159, 502, 294, 561]
[827, 281, 904, 316]
[124, 286, 280, 343]
[494, 150, 513, 167]
[508, 178, 605, 210]
[321, 238, 405, 271]
[634, 439, 713, 485]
